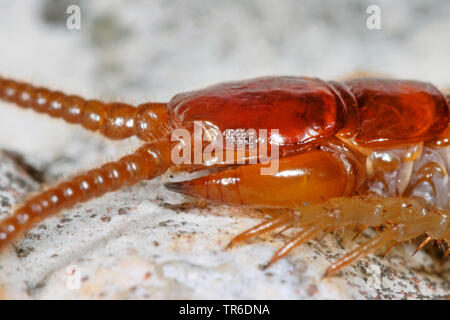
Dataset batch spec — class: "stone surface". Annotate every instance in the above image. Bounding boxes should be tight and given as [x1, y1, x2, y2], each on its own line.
[0, 146, 448, 299]
[0, 0, 448, 299]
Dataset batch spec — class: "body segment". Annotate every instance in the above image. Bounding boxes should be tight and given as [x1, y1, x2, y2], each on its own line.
[346, 78, 449, 147]
[169, 76, 354, 148]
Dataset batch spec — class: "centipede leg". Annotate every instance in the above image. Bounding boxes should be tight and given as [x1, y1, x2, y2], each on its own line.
[264, 220, 330, 269]
[226, 211, 298, 249]
[0, 139, 171, 250]
[412, 235, 433, 256]
[352, 225, 369, 241]
[324, 226, 401, 277]
[382, 240, 397, 258]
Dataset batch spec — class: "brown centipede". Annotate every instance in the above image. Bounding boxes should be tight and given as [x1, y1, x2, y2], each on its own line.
[0, 75, 449, 277]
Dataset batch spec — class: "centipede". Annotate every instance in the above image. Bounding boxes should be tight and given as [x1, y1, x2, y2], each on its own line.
[0, 75, 449, 277]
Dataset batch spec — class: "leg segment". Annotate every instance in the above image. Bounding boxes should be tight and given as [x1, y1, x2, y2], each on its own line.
[324, 226, 401, 277]
[264, 219, 330, 268]
[0, 76, 170, 141]
[226, 212, 298, 249]
[166, 148, 361, 207]
[0, 139, 172, 250]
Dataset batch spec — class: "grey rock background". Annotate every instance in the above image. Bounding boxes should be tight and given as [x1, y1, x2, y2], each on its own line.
[0, 0, 448, 299]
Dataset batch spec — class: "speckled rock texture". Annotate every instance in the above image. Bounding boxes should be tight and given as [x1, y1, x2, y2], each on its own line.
[0, 0, 449, 299]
